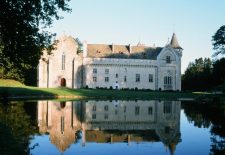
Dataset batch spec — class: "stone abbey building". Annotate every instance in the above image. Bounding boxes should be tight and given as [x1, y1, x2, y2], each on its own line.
[38, 33, 183, 90]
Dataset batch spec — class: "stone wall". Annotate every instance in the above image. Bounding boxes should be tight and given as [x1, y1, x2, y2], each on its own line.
[83, 58, 157, 90]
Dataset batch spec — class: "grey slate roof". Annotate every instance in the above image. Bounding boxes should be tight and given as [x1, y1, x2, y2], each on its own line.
[170, 33, 183, 49]
[87, 44, 163, 60]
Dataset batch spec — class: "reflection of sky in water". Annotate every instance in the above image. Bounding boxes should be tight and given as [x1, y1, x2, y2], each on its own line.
[30, 136, 168, 155]
[28, 100, 215, 155]
[176, 110, 211, 155]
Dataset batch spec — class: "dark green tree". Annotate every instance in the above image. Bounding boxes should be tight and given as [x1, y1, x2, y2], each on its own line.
[212, 25, 225, 57]
[212, 58, 225, 87]
[0, 0, 71, 85]
[182, 58, 213, 91]
[0, 101, 38, 154]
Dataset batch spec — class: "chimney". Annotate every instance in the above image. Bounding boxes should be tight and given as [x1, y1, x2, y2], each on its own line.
[129, 44, 132, 53]
[83, 41, 87, 58]
[111, 43, 114, 53]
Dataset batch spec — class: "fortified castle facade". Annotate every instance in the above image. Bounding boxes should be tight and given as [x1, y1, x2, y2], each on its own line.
[38, 33, 183, 90]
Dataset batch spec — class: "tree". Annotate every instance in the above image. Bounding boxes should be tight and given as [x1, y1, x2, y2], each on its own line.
[212, 58, 225, 86]
[0, 0, 71, 85]
[182, 58, 213, 91]
[0, 102, 38, 154]
[212, 25, 225, 57]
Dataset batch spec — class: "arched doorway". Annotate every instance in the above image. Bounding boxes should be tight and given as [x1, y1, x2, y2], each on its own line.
[61, 78, 66, 87]
[60, 102, 66, 109]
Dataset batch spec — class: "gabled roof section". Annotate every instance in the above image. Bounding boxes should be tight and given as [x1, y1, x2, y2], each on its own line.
[170, 33, 183, 50]
[87, 44, 163, 60]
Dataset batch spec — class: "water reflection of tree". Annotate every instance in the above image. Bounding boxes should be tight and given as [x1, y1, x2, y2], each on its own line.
[0, 101, 38, 154]
[182, 100, 225, 155]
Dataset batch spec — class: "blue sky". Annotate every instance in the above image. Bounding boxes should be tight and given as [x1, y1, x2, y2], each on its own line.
[50, 0, 225, 73]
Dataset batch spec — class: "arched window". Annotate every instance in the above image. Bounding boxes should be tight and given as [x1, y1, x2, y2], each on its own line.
[60, 102, 66, 109]
[61, 78, 66, 87]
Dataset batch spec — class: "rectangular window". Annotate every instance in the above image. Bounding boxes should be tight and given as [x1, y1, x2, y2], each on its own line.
[124, 76, 127, 82]
[104, 114, 108, 120]
[148, 107, 152, 115]
[116, 73, 118, 78]
[92, 114, 96, 119]
[104, 105, 108, 111]
[93, 105, 96, 111]
[164, 76, 172, 85]
[93, 76, 97, 82]
[149, 74, 153, 82]
[105, 69, 109, 74]
[163, 102, 172, 114]
[169, 77, 172, 84]
[105, 77, 109, 82]
[124, 106, 126, 112]
[93, 68, 97, 74]
[62, 55, 65, 70]
[136, 74, 140, 82]
[135, 106, 140, 115]
[115, 109, 118, 115]
[166, 56, 171, 63]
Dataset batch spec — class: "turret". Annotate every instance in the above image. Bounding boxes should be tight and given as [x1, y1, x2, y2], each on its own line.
[170, 33, 183, 53]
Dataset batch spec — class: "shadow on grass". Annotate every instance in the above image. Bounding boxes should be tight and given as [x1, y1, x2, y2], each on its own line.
[0, 87, 57, 100]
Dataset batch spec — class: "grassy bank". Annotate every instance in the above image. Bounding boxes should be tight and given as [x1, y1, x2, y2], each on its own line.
[0, 79, 223, 101]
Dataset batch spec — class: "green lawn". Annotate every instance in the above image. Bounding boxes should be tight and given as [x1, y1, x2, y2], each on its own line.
[0, 79, 223, 100]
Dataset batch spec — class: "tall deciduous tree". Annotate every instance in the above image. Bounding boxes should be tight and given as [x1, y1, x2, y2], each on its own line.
[0, 0, 71, 85]
[212, 25, 225, 57]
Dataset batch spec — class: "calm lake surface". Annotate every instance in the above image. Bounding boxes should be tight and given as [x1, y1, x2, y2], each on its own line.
[0, 99, 224, 155]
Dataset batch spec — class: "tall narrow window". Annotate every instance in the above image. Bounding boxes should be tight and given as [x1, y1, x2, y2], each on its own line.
[166, 56, 171, 63]
[116, 73, 118, 78]
[61, 116, 64, 134]
[135, 106, 140, 115]
[136, 74, 140, 82]
[124, 76, 127, 82]
[104, 105, 109, 111]
[163, 102, 172, 114]
[124, 106, 126, 112]
[149, 74, 153, 82]
[62, 54, 66, 70]
[148, 107, 153, 115]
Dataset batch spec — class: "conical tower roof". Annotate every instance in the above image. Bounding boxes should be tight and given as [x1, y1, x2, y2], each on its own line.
[170, 33, 183, 49]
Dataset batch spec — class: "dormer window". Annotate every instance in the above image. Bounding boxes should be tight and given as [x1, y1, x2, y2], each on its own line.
[166, 56, 171, 63]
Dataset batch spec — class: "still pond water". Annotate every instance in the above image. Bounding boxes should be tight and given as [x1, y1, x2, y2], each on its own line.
[0, 99, 225, 155]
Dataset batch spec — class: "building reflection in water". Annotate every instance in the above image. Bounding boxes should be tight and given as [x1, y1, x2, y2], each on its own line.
[38, 100, 181, 154]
